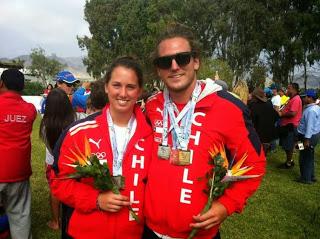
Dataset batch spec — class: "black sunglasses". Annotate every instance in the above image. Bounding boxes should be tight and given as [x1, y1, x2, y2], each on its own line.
[63, 82, 76, 87]
[153, 52, 196, 69]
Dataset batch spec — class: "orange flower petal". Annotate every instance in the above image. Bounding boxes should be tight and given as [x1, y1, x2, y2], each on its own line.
[231, 153, 248, 174]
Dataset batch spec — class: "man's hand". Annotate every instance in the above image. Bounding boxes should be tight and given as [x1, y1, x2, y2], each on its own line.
[82, 81, 91, 90]
[190, 201, 228, 230]
[97, 191, 130, 212]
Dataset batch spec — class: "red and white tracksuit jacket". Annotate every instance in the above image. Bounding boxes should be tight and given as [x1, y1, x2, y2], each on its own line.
[0, 91, 36, 182]
[144, 79, 266, 239]
[51, 105, 153, 239]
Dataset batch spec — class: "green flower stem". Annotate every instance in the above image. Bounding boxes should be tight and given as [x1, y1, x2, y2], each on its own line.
[187, 193, 214, 239]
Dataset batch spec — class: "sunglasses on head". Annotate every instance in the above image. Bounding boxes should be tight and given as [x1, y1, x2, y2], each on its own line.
[153, 51, 196, 69]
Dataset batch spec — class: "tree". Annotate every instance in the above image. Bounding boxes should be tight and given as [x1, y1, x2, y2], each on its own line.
[198, 58, 233, 89]
[28, 48, 65, 87]
[249, 63, 267, 90]
[78, 0, 320, 89]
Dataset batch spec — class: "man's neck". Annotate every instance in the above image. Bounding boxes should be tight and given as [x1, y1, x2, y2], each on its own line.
[169, 80, 197, 104]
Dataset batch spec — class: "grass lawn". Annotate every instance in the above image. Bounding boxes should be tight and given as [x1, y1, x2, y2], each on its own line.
[30, 114, 320, 238]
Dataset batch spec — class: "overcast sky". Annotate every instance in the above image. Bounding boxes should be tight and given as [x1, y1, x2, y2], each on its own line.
[0, 0, 90, 58]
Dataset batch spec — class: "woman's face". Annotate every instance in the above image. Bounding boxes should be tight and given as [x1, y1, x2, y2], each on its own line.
[105, 66, 142, 115]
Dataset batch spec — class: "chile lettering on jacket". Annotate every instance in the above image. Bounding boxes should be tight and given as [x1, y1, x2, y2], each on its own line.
[154, 110, 206, 205]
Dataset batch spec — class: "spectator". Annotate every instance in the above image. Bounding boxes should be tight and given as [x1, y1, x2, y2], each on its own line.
[296, 89, 320, 184]
[0, 69, 36, 239]
[232, 79, 249, 105]
[39, 88, 77, 231]
[279, 87, 289, 107]
[85, 80, 108, 115]
[270, 83, 281, 111]
[72, 81, 91, 112]
[248, 88, 279, 155]
[55, 70, 80, 96]
[278, 83, 302, 168]
[43, 83, 53, 96]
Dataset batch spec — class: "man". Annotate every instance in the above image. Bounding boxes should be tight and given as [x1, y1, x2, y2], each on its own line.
[55, 71, 91, 113]
[296, 89, 320, 184]
[55, 70, 79, 96]
[0, 69, 36, 239]
[143, 24, 265, 239]
[41, 70, 80, 114]
[278, 83, 302, 168]
[72, 81, 91, 112]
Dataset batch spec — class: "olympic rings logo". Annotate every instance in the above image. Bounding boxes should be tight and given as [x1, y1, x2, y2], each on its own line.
[93, 152, 107, 159]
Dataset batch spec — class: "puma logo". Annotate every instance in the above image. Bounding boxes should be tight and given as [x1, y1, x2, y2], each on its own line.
[89, 138, 102, 149]
[156, 107, 163, 116]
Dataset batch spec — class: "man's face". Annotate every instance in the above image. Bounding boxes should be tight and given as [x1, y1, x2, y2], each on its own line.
[286, 85, 295, 97]
[156, 37, 200, 94]
[57, 81, 74, 95]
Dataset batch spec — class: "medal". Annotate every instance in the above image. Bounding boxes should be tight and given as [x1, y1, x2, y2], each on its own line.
[178, 149, 191, 165]
[157, 144, 171, 159]
[169, 148, 179, 165]
[112, 175, 125, 190]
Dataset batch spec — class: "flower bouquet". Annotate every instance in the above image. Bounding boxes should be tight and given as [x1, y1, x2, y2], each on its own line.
[62, 137, 140, 222]
[187, 144, 260, 239]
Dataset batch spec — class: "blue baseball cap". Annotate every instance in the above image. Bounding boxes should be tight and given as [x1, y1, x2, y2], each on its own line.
[301, 89, 317, 99]
[55, 70, 79, 84]
[269, 83, 279, 90]
[264, 88, 272, 97]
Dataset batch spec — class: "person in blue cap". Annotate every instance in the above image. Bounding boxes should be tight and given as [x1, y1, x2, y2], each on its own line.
[41, 70, 80, 114]
[55, 70, 80, 96]
[296, 89, 320, 184]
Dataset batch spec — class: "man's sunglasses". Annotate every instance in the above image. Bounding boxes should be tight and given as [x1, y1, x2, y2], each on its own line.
[60, 81, 76, 87]
[153, 52, 196, 69]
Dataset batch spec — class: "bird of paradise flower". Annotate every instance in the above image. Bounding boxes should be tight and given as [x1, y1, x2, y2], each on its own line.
[62, 136, 140, 223]
[188, 144, 260, 239]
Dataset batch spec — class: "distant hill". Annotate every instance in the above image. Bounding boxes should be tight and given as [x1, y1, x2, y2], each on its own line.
[0, 55, 92, 80]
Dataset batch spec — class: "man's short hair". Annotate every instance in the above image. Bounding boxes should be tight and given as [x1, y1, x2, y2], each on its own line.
[153, 23, 201, 59]
[0, 68, 25, 92]
[290, 83, 299, 93]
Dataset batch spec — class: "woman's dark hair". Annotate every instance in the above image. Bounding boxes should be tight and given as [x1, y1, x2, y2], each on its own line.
[153, 22, 201, 59]
[104, 56, 143, 87]
[39, 88, 76, 151]
[47, 84, 53, 90]
[88, 80, 108, 110]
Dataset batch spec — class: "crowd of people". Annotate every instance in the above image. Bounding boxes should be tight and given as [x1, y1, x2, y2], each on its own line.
[0, 23, 319, 239]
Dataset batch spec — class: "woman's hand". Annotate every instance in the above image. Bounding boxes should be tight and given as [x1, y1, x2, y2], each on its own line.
[97, 191, 130, 212]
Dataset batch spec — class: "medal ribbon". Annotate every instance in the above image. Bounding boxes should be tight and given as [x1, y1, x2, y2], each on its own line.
[163, 82, 201, 150]
[107, 109, 135, 176]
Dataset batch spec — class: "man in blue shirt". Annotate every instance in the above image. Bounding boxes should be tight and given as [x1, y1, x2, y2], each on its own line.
[297, 89, 320, 184]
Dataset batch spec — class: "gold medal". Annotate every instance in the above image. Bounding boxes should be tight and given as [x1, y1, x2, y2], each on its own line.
[169, 148, 179, 165]
[112, 176, 125, 190]
[157, 145, 171, 159]
[178, 150, 191, 165]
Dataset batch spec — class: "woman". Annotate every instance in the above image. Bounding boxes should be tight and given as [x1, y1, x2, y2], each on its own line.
[51, 57, 153, 239]
[39, 88, 77, 230]
[43, 84, 53, 96]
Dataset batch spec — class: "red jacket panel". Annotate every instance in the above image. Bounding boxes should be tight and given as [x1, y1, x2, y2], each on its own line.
[144, 83, 266, 239]
[51, 105, 153, 239]
[0, 91, 36, 182]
